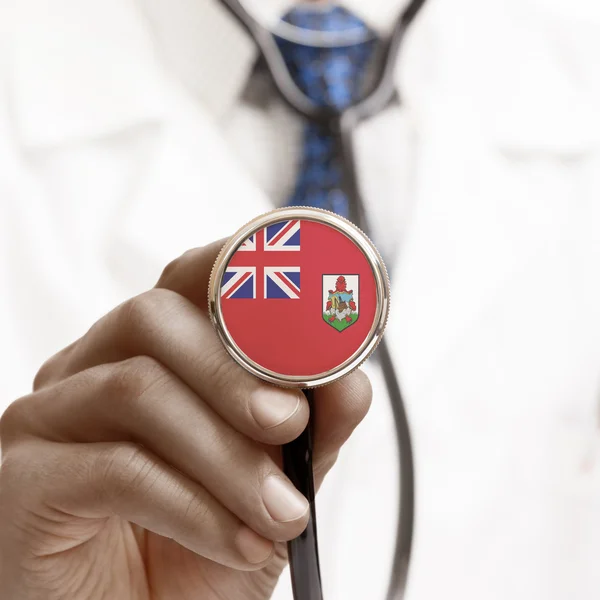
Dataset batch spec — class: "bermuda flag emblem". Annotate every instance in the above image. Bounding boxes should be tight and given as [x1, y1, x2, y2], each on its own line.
[219, 218, 379, 378]
[323, 275, 359, 331]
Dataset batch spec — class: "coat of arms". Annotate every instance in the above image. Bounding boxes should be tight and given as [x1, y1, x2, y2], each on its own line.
[323, 275, 359, 332]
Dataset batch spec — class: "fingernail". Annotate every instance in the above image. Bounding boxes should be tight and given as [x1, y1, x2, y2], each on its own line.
[262, 476, 309, 523]
[251, 389, 301, 430]
[235, 526, 274, 564]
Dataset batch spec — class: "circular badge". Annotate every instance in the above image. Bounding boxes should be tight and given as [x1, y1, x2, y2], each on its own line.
[208, 207, 390, 388]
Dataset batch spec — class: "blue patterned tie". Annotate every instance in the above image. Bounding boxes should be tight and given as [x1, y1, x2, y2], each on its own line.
[276, 6, 375, 218]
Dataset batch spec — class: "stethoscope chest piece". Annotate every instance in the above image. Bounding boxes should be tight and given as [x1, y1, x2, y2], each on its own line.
[209, 207, 390, 388]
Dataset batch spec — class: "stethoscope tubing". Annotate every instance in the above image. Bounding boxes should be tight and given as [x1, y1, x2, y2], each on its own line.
[218, 2, 429, 598]
[282, 389, 323, 600]
[221, 0, 428, 124]
[338, 114, 415, 600]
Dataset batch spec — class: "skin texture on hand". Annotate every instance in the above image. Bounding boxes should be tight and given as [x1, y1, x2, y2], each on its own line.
[0, 240, 372, 600]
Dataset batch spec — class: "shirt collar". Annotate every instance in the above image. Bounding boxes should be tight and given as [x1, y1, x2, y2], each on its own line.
[8, 0, 408, 149]
[241, 0, 408, 35]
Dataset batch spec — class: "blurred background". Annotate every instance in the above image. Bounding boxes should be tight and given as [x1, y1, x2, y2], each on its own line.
[2, 0, 600, 598]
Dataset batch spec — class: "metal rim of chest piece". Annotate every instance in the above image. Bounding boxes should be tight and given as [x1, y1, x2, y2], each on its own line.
[208, 206, 390, 388]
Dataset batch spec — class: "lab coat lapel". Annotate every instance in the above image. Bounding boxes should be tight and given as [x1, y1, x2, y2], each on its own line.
[383, 0, 600, 400]
[7, 0, 271, 293]
[389, 108, 586, 398]
[140, 0, 258, 119]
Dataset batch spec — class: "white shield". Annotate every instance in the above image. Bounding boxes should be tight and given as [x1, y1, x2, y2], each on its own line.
[322, 274, 359, 332]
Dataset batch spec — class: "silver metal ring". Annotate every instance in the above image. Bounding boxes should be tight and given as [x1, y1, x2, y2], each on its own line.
[208, 207, 390, 388]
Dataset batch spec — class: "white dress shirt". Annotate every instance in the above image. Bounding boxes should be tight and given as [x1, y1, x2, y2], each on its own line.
[2, 1, 600, 599]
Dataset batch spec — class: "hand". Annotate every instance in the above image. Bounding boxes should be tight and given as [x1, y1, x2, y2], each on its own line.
[0, 241, 372, 600]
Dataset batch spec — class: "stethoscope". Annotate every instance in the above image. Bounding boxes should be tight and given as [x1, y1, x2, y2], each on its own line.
[217, 2, 429, 598]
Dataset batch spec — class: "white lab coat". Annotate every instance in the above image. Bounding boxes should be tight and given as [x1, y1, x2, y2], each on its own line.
[2, 0, 600, 598]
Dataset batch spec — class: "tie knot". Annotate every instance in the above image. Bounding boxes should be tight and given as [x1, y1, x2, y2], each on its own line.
[276, 6, 376, 110]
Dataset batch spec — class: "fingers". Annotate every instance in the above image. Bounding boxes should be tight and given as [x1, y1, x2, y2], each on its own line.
[0, 439, 274, 570]
[30, 241, 369, 465]
[32, 240, 223, 391]
[4, 358, 310, 543]
[19, 238, 375, 561]
[258, 370, 373, 492]
[155, 241, 226, 309]
[310, 369, 373, 487]
[34, 289, 309, 446]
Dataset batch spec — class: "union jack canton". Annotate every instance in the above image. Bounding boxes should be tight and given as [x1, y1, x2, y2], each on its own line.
[221, 220, 301, 300]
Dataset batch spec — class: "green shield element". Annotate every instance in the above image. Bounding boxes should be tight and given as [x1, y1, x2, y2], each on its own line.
[322, 312, 359, 331]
